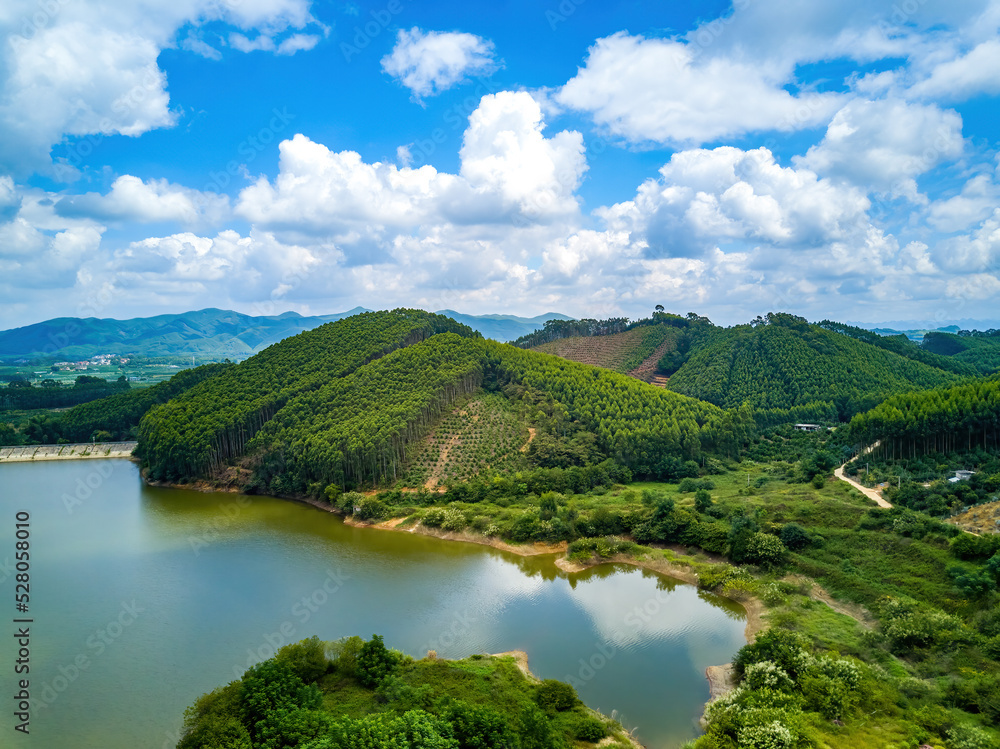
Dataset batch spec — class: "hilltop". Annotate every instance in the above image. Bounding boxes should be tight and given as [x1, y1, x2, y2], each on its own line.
[0, 307, 570, 362]
[520, 312, 972, 423]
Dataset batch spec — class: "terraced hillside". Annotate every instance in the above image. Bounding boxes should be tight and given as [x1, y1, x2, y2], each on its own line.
[531, 324, 680, 380]
[403, 392, 531, 487]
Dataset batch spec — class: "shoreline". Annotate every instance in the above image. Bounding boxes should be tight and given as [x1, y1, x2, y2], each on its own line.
[143, 475, 761, 719]
[489, 650, 644, 749]
[0, 441, 137, 463]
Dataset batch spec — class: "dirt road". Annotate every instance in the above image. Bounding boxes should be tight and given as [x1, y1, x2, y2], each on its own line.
[834, 465, 892, 508]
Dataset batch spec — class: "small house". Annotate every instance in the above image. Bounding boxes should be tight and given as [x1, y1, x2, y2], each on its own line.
[949, 470, 976, 483]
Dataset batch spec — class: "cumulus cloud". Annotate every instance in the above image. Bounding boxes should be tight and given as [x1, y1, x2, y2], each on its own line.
[237, 91, 585, 241]
[600, 146, 871, 259]
[555, 33, 843, 147]
[934, 208, 1000, 273]
[0, 0, 321, 176]
[927, 175, 1000, 233]
[381, 28, 499, 99]
[54, 176, 230, 226]
[796, 99, 965, 198]
[909, 38, 1000, 101]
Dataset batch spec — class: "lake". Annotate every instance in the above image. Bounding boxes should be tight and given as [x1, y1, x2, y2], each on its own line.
[0, 459, 746, 748]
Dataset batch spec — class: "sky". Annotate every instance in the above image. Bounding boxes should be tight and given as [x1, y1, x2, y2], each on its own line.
[1, 0, 1000, 330]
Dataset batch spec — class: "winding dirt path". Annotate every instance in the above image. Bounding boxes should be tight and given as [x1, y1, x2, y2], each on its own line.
[834, 465, 892, 508]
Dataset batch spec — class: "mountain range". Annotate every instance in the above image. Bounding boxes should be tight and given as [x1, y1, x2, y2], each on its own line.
[0, 308, 572, 360]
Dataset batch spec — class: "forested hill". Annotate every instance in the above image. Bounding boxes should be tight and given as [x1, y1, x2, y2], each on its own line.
[817, 320, 978, 376]
[0, 308, 571, 361]
[848, 375, 1000, 458]
[663, 313, 963, 421]
[137, 310, 478, 480]
[922, 330, 1000, 374]
[136, 309, 739, 490]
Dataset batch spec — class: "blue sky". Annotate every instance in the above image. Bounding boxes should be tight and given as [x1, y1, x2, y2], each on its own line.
[1, 0, 1000, 330]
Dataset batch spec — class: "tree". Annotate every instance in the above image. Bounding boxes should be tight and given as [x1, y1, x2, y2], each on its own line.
[356, 634, 397, 688]
[779, 523, 810, 551]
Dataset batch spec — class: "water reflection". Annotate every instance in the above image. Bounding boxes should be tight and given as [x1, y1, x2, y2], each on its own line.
[1, 461, 747, 749]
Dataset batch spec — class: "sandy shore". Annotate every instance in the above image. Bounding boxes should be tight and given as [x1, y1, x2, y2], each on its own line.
[0, 441, 137, 462]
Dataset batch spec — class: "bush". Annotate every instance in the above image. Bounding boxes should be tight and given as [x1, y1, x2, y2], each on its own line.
[744, 533, 787, 568]
[947, 724, 995, 749]
[569, 714, 606, 742]
[778, 523, 810, 551]
[733, 629, 810, 681]
[355, 496, 388, 521]
[694, 489, 713, 513]
[535, 679, 579, 713]
[421, 507, 447, 527]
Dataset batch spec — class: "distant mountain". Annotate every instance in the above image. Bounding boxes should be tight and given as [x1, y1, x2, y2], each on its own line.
[434, 310, 573, 342]
[0, 307, 572, 361]
[0, 308, 369, 360]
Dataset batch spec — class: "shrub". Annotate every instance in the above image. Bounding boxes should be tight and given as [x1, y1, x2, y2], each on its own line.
[947, 724, 995, 749]
[694, 489, 713, 513]
[778, 523, 810, 551]
[535, 679, 579, 713]
[421, 507, 447, 527]
[354, 496, 387, 521]
[679, 478, 699, 493]
[356, 634, 398, 688]
[733, 629, 810, 681]
[744, 533, 787, 568]
[441, 508, 467, 531]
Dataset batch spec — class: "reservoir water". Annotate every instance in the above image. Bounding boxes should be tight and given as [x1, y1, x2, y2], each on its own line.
[0, 459, 746, 748]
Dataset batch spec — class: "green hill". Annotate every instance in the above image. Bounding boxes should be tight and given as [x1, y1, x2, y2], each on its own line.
[176, 635, 634, 749]
[848, 375, 1000, 458]
[922, 331, 1000, 374]
[136, 309, 735, 489]
[664, 313, 963, 421]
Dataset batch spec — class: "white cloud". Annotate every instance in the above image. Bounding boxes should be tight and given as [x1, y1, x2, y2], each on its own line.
[555, 32, 843, 147]
[909, 39, 1000, 101]
[934, 208, 1000, 273]
[0, 0, 321, 176]
[927, 174, 1000, 232]
[54, 175, 230, 226]
[381, 28, 498, 99]
[600, 146, 871, 258]
[237, 91, 585, 240]
[796, 99, 964, 198]
[277, 33, 321, 55]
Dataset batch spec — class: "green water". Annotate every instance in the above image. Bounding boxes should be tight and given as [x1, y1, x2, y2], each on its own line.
[0, 460, 746, 748]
